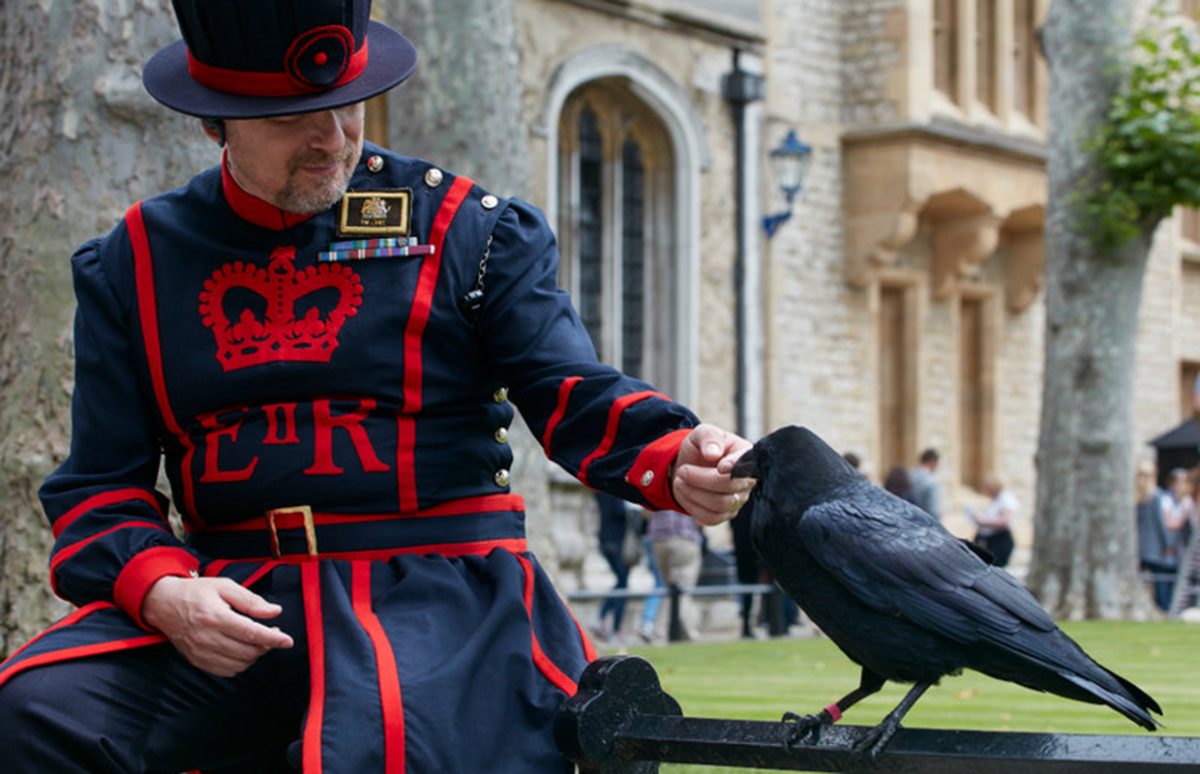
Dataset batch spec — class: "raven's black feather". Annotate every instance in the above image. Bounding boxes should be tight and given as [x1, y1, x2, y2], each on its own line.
[733, 425, 1160, 732]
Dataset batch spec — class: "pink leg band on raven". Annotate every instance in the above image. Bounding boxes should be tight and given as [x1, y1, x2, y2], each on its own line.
[824, 704, 843, 723]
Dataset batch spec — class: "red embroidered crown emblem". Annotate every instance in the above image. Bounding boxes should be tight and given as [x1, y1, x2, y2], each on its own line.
[199, 246, 363, 371]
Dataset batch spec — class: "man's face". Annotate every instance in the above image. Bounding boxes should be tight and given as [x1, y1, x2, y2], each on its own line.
[221, 103, 365, 214]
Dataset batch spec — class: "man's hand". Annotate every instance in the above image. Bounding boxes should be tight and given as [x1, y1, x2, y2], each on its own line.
[141, 575, 294, 677]
[671, 423, 754, 526]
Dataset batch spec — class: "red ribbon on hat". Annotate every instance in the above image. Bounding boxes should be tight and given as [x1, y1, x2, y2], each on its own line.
[186, 36, 369, 97]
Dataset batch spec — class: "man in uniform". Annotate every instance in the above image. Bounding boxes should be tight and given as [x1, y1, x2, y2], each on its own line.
[0, 1, 752, 771]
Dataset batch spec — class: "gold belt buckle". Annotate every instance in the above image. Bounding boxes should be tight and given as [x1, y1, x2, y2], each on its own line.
[265, 505, 318, 559]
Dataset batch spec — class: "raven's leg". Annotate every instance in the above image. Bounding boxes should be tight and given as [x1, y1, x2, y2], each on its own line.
[781, 669, 886, 750]
[854, 681, 930, 759]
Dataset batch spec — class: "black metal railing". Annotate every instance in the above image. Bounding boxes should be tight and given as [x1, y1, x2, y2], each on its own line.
[556, 655, 1200, 773]
[566, 582, 787, 641]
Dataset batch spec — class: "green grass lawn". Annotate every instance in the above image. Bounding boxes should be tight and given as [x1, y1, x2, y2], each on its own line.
[601, 620, 1199, 773]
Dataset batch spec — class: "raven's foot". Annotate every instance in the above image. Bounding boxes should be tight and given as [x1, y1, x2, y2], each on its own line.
[852, 718, 901, 761]
[780, 710, 830, 751]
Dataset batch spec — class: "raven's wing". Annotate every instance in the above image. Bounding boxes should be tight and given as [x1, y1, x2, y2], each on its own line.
[796, 495, 1056, 643]
[795, 494, 1161, 726]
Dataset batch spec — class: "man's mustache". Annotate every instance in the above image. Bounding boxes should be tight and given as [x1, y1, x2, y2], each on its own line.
[288, 147, 354, 173]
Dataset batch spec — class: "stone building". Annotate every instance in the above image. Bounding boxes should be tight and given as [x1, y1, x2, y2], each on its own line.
[365, 0, 1200, 579]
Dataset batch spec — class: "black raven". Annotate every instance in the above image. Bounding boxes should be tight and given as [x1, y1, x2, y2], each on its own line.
[730, 425, 1160, 756]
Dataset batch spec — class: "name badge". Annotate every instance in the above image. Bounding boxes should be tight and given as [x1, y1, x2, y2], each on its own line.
[338, 190, 412, 237]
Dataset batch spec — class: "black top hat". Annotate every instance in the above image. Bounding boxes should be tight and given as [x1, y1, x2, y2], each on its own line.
[143, 0, 417, 119]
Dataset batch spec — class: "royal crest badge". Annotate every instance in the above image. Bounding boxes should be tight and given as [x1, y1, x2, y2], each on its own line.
[338, 189, 412, 236]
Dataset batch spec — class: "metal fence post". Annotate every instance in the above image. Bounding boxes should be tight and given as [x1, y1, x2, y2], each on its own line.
[667, 584, 684, 642]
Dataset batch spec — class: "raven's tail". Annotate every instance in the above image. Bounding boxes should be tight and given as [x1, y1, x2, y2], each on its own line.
[1059, 667, 1162, 731]
[976, 634, 1162, 731]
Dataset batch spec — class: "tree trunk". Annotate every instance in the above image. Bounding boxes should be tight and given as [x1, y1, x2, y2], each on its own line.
[379, 0, 557, 568]
[0, 0, 211, 654]
[1027, 0, 1157, 619]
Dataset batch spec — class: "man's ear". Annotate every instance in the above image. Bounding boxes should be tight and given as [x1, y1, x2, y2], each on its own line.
[200, 118, 226, 147]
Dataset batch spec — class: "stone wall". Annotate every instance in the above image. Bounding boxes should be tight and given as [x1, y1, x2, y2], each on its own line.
[517, 0, 1195, 591]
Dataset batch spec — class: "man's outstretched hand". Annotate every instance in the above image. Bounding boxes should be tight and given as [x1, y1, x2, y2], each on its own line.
[671, 423, 755, 526]
[142, 575, 294, 677]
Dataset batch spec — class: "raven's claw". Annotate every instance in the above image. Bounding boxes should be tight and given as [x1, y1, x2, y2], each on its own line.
[781, 710, 828, 750]
[852, 718, 901, 761]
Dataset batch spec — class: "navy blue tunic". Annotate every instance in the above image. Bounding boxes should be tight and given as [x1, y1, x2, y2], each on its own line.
[0, 142, 698, 772]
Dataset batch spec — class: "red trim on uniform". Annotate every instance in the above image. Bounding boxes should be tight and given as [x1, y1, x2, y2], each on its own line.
[515, 554, 578, 696]
[392, 176, 474, 511]
[403, 175, 473, 413]
[577, 391, 668, 488]
[202, 559, 233, 576]
[112, 546, 201, 629]
[301, 562, 327, 774]
[625, 428, 692, 512]
[53, 488, 163, 539]
[0, 601, 113, 675]
[415, 494, 524, 518]
[49, 521, 173, 594]
[229, 538, 528, 565]
[565, 605, 599, 663]
[396, 416, 418, 512]
[220, 155, 316, 231]
[189, 495, 527, 533]
[126, 203, 201, 523]
[351, 562, 405, 774]
[187, 39, 368, 97]
[0, 634, 166, 690]
[202, 560, 281, 592]
[541, 376, 583, 456]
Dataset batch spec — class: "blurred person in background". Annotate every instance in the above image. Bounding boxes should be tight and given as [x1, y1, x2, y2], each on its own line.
[909, 448, 942, 520]
[1136, 461, 1176, 611]
[968, 474, 1017, 567]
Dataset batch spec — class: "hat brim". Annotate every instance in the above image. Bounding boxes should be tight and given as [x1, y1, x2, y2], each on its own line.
[142, 21, 416, 119]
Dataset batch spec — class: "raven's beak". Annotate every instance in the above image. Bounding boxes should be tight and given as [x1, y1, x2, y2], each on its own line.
[730, 450, 757, 479]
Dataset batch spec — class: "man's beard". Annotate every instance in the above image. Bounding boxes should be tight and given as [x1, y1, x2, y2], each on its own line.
[277, 145, 360, 214]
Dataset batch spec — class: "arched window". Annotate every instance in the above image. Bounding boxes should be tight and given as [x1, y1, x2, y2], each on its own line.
[557, 81, 676, 389]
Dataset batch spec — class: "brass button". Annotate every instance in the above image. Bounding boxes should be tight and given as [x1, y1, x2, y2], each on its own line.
[481, 194, 499, 210]
[367, 155, 384, 173]
[640, 470, 655, 487]
[494, 469, 511, 487]
[424, 167, 444, 188]
[492, 386, 509, 403]
[494, 427, 509, 443]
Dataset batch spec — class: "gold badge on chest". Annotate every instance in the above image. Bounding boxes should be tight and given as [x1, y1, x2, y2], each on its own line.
[338, 189, 412, 236]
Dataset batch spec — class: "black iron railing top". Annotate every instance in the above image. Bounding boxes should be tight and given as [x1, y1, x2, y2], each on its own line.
[555, 655, 1200, 774]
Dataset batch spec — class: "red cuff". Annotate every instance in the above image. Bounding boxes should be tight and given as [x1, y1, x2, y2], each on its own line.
[625, 428, 693, 511]
[113, 546, 201, 630]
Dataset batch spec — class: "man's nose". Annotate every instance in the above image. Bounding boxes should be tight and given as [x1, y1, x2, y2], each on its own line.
[305, 110, 345, 151]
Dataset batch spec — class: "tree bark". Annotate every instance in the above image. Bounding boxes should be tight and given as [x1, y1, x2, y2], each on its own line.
[0, 0, 211, 654]
[379, 0, 557, 567]
[1027, 0, 1156, 619]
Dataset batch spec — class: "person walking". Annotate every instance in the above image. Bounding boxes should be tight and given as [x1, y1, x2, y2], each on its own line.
[647, 509, 705, 642]
[909, 448, 942, 520]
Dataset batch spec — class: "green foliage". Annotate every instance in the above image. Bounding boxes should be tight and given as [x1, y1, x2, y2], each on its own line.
[1087, 6, 1200, 247]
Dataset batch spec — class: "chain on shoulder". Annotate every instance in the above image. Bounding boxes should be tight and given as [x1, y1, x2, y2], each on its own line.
[475, 234, 493, 294]
[457, 234, 494, 324]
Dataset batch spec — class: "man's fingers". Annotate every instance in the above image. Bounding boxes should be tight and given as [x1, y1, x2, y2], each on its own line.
[218, 580, 284, 620]
[220, 612, 294, 650]
[676, 461, 754, 498]
[193, 630, 271, 664]
[716, 446, 751, 476]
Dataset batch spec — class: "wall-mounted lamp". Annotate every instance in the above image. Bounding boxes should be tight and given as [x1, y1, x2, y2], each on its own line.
[762, 129, 813, 238]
